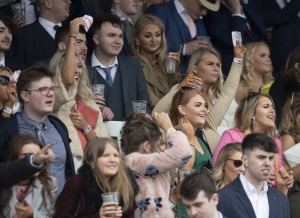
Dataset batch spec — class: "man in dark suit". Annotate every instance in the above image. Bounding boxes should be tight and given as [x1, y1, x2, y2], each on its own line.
[12, 0, 71, 66]
[111, 0, 139, 56]
[203, 0, 300, 76]
[180, 169, 227, 218]
[146, 0, 220, 74]
[87, 13, 151, 121]
[0, 13, 26, 71]
[0, 66, 75, 196]
[0, 142, 54, 190]
[218, 133, 290, 218]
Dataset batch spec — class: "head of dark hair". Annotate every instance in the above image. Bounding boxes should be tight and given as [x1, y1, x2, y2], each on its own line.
[283, 46, 300, 82]
[180, 169, 217, 201]
[242, 132, 278, 155]
[92, 12, 122, 35]
[17, 66, 55, 105]
[0, 13, 15, 31]
[120, 112, 162, 155]
[55, 25, 86, 50]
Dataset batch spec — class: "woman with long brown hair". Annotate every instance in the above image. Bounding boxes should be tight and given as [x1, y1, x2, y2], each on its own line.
[0, 134, 57, 218]
[55, 137, 139, 218]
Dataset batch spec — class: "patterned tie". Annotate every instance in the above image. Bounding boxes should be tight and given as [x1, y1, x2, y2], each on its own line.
[123, 20, 132, 42]
[183, 11, 196, 38]
[102, 67, 113, 86]
[35, 123, 45, 145]
[245, 23, 252, 39]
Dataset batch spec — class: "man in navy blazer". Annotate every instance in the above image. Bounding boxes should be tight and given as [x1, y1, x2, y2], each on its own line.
[203, 0, 300, 76]
[0, 66, 75, 196]
[87, 12, 151, 121]
[217, 133, 290, 218]
[180, 169, 227, 218]
[146, 0, 220, 74]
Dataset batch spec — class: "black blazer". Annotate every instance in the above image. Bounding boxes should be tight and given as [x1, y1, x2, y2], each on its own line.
[12, 20, 55, 66]
[5, 57, 27, 71]
[217, 175, 290, 218]
[86, 55, 152, 118]
[0, 156, 41, 190]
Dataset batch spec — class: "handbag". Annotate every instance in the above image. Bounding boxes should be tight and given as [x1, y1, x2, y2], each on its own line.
[201, 161, 214, 175]
[73, 101, 99, 150]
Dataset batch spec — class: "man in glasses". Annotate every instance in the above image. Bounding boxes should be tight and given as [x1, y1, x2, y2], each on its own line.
[0, 66, 75, 197]
[217, 133, 290, 218]
[180, 169, 227, 218]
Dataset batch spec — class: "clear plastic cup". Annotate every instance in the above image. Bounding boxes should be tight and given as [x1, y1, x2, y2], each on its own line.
[179, 169, 196, 180]
[166, 52, 176, 74]
[132, 100, 147, 113]
[101, 192, 119, 218]
[196, 36, 211, 43]
[93, 84, 105, 95]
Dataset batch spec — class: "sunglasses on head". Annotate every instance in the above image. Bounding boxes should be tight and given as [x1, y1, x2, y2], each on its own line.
[247, 91, 259, 102]
[178, 86, 198, 105]
[227, 159, 243, 168]
[0, 75, 9, 85]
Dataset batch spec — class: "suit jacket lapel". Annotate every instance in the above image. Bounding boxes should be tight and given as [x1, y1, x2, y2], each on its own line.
[233, 177, 257, 218]
[267, 189, 277, 218]
[118, 56, 129, 106]
[32, 179, 42, 207]
[33, 21, 54, 58]
[243, 5, 270, 44]
[169, 1, 191, 42]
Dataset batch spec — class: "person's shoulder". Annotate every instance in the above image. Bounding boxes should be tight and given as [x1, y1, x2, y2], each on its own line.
[268, 185, 289, 201]
[118, 55, 140, 66]
[13, 21, 36, 35]
[146, 1, 169, 11]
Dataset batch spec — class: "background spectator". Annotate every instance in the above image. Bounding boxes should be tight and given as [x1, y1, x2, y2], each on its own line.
[0, 134, 57, 218]
[131, 15, 181, 108]
[55, 137, 138, 218]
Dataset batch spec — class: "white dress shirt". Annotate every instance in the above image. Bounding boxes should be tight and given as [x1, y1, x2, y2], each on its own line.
[0, 56, 5, 67]
[21, 0, 36, 25]
[91, 52, 118, 82]
[240, 173, 269, 218]
[276, 0, 300, 18]
[218, 211, 223, 218]
[38, 17, 61, 39]
[111, 9, 133, 24]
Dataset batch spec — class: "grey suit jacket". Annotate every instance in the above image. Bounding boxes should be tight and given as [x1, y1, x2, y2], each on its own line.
[86, 54, 152, 117]
[4, 176, 57, 218]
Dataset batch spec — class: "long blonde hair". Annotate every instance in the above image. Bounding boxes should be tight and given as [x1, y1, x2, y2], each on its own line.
[279, 93, 300, 143]
[186, 47, 224, 102]
[131, 15, 167, 74]
[211, 142, 242, 190]
[84, 138, 135, 212]
[234, 93, 277, 138]
[49, 50, 95, 104]
[240, 42, 273, 95]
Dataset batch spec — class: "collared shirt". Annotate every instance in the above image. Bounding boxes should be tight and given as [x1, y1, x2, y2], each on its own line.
[91, 52, 118, 82]
[17, 111, 66, 196]
[276, 0, 300, 18]
[21, 0, 36, 25]
[0, 56, 5, 67]
[38, 17, 61, 39]
[218, 211, 223, 218]
[111, 9, 133, 24]
[240, 173, 269, 218]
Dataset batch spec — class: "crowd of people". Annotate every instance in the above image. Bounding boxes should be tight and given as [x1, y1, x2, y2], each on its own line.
[0, 0, 300, 217]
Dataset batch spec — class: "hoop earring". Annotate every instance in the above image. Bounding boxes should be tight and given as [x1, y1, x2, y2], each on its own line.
[252, 118, 256, 125]
[136, 42, 140, 52]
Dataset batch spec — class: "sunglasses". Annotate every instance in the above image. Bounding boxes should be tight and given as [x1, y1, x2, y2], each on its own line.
[178, 86, 197, 105]
[0, 75, 9, 85]
[227, 159, 243, 168]
[247, 91, 259, 102]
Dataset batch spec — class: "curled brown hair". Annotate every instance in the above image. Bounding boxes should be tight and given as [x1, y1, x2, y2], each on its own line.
[83, 137, 134, 211]
[0, 134, 54, 217]
[120, 112, 162, 155]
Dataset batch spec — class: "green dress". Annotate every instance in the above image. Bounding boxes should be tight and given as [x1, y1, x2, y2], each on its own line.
[177, 136, 212, 217]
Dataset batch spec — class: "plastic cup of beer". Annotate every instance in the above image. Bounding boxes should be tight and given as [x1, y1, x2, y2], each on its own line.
[93, 84, 105, 95]
[101, 192, 119, 218]
[132, 100, 147, 113]
[179, 169, 196, 181]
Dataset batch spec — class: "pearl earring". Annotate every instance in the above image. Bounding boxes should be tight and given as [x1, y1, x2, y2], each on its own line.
[136, 42, 140, 52]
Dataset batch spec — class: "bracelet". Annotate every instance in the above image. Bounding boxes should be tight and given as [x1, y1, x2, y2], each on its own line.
[69, 36, 76, 39]
[233, 58, 243, 64]
[84, 125, 91, 134]
[190, 143, 195, 147]
[3, 106, 12, 114]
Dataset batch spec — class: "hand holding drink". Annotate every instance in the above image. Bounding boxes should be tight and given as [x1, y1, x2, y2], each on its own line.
[100, 192, 122, 218]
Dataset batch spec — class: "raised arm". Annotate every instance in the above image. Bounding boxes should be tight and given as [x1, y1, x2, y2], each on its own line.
[206, 41, 245, 128]
[61, 18, 86, 91]
[126, 112, 192, 177]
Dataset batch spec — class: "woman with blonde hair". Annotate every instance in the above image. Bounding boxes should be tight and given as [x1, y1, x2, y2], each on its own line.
[55, 137, 139, 217]
[131, 14, 181, 108]
[279, 93, 300, 217]
[235, 42, 273, 104]
[211, 142, 244, 190]
[49, 18, 110, 170]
